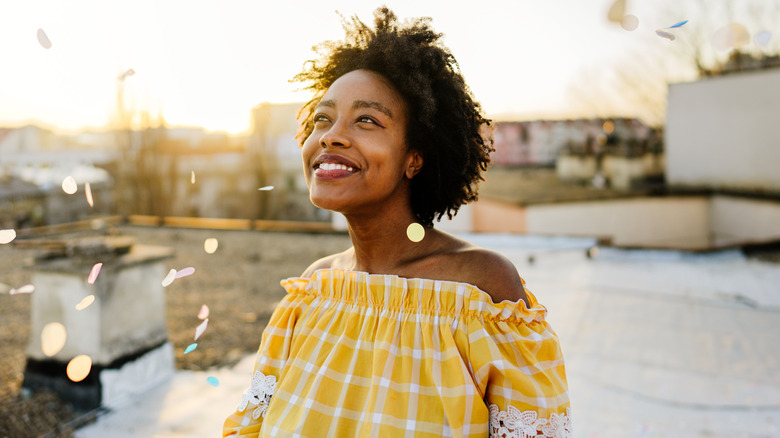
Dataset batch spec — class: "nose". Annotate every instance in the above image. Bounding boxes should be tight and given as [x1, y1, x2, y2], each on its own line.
[319, 119, 351, 149]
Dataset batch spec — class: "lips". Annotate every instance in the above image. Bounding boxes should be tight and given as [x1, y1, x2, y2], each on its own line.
[313, 154, 360, 179]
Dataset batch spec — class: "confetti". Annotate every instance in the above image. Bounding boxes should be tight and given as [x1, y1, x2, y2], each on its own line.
[75, 295, 95, 310]
[10, 284, 35, 295]
[184, 343, 198, 354]
[755, 30, 772, 48]
[711, 26, 736, 51]
[118, 68, 135, 81]
[66, 355, 92, 382]
[620, 15, 638, 31]
[194, 318, 209, 341]
[85, 182, 94, 207]
[62, 176, 77, 194]
[406, 223, 425, 243]
[87, 263, 103, 284]
[668, 20, 688, 29]
[204, 238, 218, 254]
[206, 376, 219, 387]
[162, 269, 177, 287]
[607, 0, 625, 23]
[36, 28, 52, 49]
[655, 29, 676, 41]
[0, 229, 16, 244]
[197, 304, 209, 319]
[175, 267, 195, 279]
[729, 23, 750, 48]
[41, 322, 67, 357]
[191, 171, 196, 184]
[258, 185, 274, 191]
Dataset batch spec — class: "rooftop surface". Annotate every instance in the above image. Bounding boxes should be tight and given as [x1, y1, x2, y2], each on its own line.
[74, 233, 780, 438]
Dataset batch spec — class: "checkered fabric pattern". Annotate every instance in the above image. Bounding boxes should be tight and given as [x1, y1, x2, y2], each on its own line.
[224, 269, 570, 438]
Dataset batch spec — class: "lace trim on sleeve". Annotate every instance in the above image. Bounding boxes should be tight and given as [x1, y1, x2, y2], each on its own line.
[237, 370, 277, 420]
[489, 405, 572, 438]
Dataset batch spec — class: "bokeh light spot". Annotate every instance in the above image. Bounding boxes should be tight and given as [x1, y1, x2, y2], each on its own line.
[620, 15, 638, 32]
[41, 322, 67, 357]
[204, 238, 219, 254]
[66, 355, 92, 382]
[62, 176, 77, 194]
[406, 223, 425, 243]
[0, 229, 16, 244]
[755, 31, 772, 47]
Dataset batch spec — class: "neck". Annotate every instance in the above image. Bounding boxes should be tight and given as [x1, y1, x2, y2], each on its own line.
[343, 207, 429, 274]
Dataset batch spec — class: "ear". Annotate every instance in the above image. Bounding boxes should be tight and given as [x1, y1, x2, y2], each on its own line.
[404, 150, 424, 179]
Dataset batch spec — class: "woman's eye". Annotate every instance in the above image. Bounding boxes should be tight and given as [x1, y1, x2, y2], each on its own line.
[357, 116, 377, 125]
[313, 114, 330, 123]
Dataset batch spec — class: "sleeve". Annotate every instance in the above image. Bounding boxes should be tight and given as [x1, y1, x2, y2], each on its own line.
[223, 291, 308, 437]
[468, 308, 572, 438]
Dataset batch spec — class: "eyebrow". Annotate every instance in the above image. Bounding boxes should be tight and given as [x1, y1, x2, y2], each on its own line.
[318, 99, 394, 119]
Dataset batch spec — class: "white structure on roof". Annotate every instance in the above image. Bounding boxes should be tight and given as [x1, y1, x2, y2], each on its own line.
[665, 68, 780, 192]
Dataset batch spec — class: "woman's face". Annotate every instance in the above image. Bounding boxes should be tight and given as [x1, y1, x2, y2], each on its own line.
[302, 69, 422, 217]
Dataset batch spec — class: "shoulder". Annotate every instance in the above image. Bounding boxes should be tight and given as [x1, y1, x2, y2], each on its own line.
[300, 248, 352, 278]
[451, 246, 529, 306]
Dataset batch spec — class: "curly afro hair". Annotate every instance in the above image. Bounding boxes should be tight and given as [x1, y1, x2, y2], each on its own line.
[293, 6, 494, 227]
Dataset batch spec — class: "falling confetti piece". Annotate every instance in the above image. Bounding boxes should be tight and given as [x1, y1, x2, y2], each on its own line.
[204, 238, 218, 254]
[191, 170, 196, 184]
[207, 376, 219, 387]
[85, 182, 94, 207]
[668, 20, 688, 29]
[197, 304, 209, 319]
[406, 223, 425, 243]
[620, 14, 639, 31]
[41, 322, 67, 357]
[162, 269, 177, 287]
[194, 318, 209, 341]
[75, 295, 95, 310]
[607, 0, 625, 23]
[87, 263, 103, 284]
[10, 284, 35, 295]
[755, 30, 771, 48]
[655, 29, 676, 41]
[37, 28, 52, 49]
[184, 343, 198, 354]
[0, 229, 16, 244]
[62, 176, 77, 194]
[175, 267, 195, 279]
[118, 68, 135, 81]
[66, 355, 92, 382]
[258, 185, 274, 191]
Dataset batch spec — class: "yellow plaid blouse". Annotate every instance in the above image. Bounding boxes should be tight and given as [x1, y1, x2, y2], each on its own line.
[223, 269, 571, 438]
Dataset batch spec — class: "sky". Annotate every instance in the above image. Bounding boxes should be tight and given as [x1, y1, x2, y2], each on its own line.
[0, 0, 695, 134]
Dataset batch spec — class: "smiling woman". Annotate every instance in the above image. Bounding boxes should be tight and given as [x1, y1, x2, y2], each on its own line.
[224, 7, 571, 438]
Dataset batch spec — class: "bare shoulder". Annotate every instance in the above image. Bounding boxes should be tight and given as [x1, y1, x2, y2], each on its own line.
[452, 246, 529, 306]
[300, 249, 351, 278]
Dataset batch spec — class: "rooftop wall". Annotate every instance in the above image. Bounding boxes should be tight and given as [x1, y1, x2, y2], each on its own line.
[665, 69, 780, 192]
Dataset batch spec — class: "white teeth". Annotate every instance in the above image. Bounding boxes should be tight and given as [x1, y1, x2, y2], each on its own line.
[318, 163, 354, 172]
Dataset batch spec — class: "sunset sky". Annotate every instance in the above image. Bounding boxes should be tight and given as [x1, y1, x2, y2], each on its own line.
[0, 0, 733, 134]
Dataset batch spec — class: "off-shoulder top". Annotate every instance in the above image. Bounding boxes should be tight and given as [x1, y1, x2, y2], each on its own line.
[224, 269, 571, 438]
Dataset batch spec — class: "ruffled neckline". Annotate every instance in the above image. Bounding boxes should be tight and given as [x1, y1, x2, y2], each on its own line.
[281, 268, 547, 324]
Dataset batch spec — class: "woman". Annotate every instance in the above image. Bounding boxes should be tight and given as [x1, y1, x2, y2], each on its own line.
[224, 7, 570, 437]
